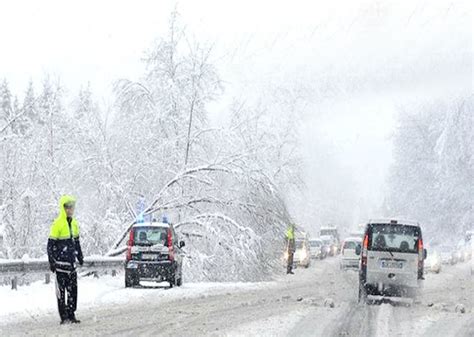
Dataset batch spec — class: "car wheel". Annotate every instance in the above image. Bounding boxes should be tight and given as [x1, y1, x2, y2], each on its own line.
[168, 271, 177, 288]
[125, 272, 137, 288]
[176, 277, 183, 287]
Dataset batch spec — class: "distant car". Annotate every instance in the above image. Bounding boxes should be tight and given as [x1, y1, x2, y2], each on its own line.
[294, 239, 311, 268]
[438, 245, 456, 265]
[125, 221, 185, 288]
[309, 238, 325, 259]
[456, 241, 471, 262]
[455, 243, 465, 262]
[357, 219, 427, 303]
[320, 226, 341, 254]
[462, 245, 472, 261]
[321, 235, 338, 256]
[424, 250, 442, 273]
[320, 235, 333, 256]
[340, 237, 361, 270]
[320, 226, 340, 244]
[348, 231, 364, 240]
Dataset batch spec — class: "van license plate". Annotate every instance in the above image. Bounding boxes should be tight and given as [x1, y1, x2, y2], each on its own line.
[381, 261, 403, 269]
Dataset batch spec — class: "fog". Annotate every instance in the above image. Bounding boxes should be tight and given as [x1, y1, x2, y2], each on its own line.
[0, 0, 471, 249]
[1, 2, 473, 335]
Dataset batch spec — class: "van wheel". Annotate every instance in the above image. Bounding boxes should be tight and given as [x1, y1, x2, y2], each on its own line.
[176, 277, 182, 287]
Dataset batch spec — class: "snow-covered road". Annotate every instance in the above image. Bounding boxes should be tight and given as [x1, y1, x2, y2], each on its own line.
[0, 258, 472, 336]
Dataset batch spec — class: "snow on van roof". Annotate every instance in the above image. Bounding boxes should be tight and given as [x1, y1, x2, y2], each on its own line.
[367, 219, 420, 226]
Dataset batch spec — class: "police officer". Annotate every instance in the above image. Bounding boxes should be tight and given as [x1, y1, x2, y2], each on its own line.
[286, 224, 296, 274]
[47, 195, 84, 324]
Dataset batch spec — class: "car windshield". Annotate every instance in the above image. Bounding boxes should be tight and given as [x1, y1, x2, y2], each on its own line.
[369, 224, 420, 253]
[310, 241, 321, 247]
[343, 241, 358, 249]
[133, 226, 168, 246]
[295, 241, 305, 249]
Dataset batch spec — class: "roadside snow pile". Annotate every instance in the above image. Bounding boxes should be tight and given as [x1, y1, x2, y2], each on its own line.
[454, 303, 466, 314]
[324, 298, 335, 308]
[0, 275, 274, 325]
[429, 302, 468, 314]
[432, 303, 449, 311]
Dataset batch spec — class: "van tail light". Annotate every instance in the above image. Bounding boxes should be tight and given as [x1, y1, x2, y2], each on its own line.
[418, 238, 424, 269]
[167, 229, 174, 262]
[361, 234, 369, 267]
[126, 229, 134, 262]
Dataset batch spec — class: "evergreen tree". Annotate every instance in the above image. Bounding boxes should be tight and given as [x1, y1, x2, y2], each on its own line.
[23, 80, 39, 126]
[0, 79, 13, 127]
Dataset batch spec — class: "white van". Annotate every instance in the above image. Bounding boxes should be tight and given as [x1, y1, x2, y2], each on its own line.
[340, 237, 362, 270]
[356, 219, 427, 303]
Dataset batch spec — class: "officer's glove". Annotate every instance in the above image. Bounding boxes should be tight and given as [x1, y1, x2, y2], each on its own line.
[49, 264, 56, 273]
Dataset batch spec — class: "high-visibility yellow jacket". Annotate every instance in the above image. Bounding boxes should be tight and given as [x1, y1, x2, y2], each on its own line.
[47, 195, 83, 271]
[286, 226, 295, 252]
[286, 227, 295, 240]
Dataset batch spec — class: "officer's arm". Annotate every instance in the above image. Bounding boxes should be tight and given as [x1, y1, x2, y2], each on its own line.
[75, 238, 84, 265]
[47, 238, 54, 264]
[47, 238, 56, 272]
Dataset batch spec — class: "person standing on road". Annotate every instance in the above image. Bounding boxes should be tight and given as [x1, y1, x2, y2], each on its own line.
[286, 224, 296, 274]
[47, 195, 84, 324]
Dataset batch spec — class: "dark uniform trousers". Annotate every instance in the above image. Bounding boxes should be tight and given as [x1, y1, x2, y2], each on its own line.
[287, 238, 295, 274]
[55, 269, 78, 321]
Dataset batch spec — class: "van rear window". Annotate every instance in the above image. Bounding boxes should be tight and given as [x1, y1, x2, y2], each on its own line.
[133, 226, 168, 246]
[343, 241, 358, 249]
[368, 224, 420, 253]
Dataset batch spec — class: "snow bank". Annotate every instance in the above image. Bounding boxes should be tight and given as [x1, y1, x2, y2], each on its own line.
[0, 274, 274, 325]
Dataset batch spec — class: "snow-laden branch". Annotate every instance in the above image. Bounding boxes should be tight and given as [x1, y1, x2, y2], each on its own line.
[175, 212, 256, 236]
[108, 162, 237, 253]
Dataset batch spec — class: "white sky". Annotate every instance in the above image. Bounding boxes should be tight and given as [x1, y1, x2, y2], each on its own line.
[0, 0, 471, 229]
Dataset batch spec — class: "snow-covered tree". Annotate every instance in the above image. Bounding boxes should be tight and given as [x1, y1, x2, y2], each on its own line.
[387, 97, 474, 242]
